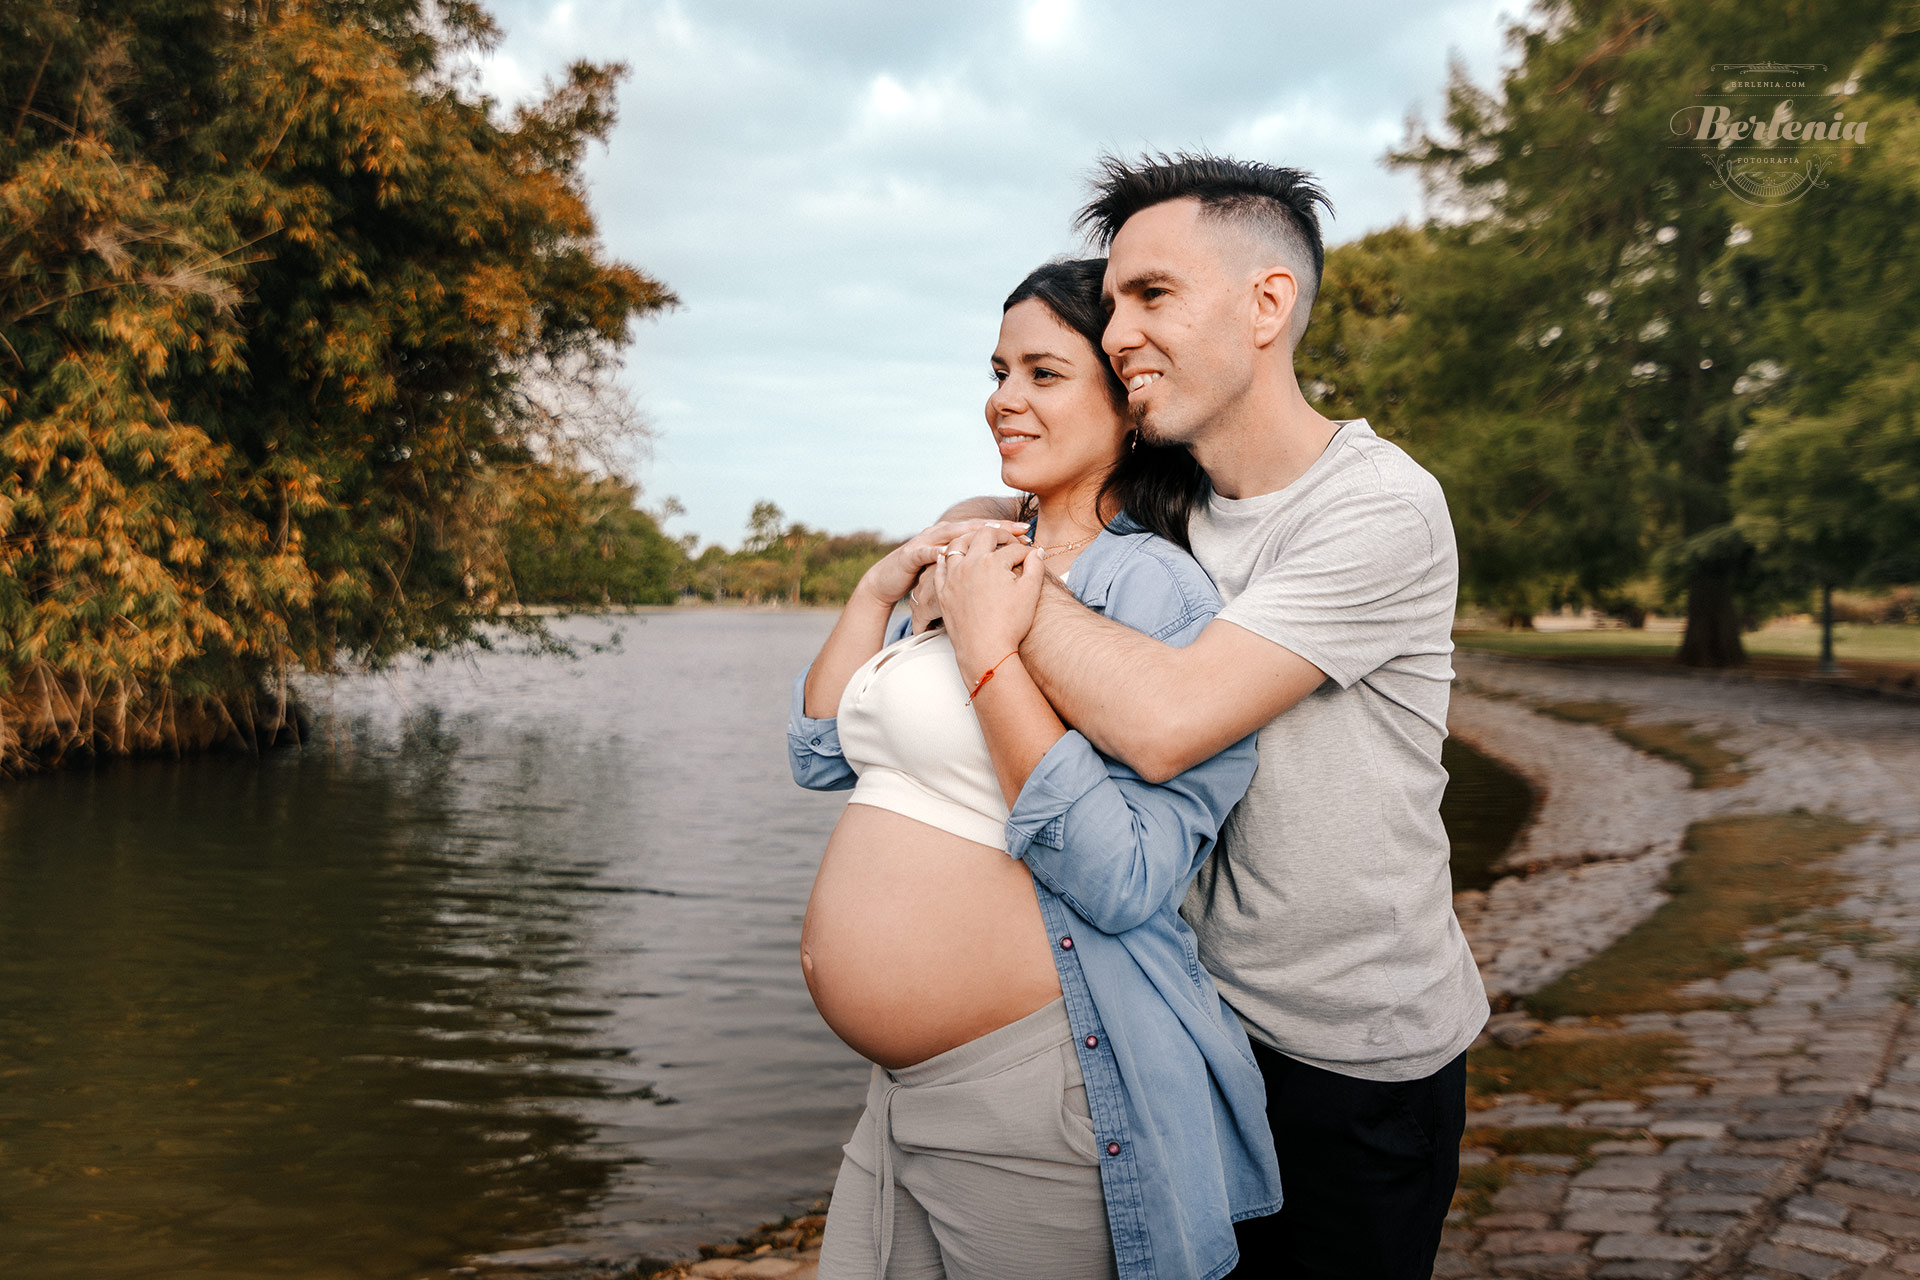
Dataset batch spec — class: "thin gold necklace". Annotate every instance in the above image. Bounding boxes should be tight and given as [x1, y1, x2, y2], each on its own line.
[1034, 529, 1097, 556]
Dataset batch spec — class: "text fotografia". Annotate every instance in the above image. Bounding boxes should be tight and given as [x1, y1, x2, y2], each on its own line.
[1670, 61, 1869, 206]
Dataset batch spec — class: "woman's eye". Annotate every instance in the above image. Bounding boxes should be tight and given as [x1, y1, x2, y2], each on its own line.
[1032, 367, 1059, 381]
[990, 368, 1008, 383]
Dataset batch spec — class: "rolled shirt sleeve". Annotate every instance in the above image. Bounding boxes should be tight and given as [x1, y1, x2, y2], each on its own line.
[786, 608, 912, 792]
[787, 666, 855, 791]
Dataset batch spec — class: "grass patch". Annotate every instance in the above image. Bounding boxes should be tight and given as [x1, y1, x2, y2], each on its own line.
[1535, 699, 1748, 788]
[1468, 1029, 1690, 1104]
[1454, 620, 1920, 665]
[1526, 812, 1868, 1020]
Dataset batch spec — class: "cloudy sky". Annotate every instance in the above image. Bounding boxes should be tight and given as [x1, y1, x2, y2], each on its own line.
[470, 0, 1526, 547]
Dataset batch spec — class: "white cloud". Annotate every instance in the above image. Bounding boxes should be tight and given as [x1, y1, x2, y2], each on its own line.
[1022, 0, 1077, 46]
[472, 0, 1523, 546]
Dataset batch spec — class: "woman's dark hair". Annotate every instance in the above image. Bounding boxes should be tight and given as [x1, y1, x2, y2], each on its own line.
[1002, 258, 1209, 551]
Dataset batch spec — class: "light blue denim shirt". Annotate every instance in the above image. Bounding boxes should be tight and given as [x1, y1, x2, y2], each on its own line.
[787, 513, 1282, 1280]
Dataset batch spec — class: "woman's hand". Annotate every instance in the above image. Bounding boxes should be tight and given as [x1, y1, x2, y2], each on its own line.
[857, 519, 1028, 608]
[936, 527, 1047, 684]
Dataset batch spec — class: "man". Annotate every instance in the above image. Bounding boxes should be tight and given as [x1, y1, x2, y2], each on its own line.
[944, 154, 1488, 1277]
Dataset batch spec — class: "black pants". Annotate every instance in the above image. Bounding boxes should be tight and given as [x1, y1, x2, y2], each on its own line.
[1226, 1043, 1466, 1280]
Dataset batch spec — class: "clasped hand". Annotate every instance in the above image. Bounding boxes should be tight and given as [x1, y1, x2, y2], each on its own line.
[935, 527, 1046, 681]
[856, 519, 1027, 611]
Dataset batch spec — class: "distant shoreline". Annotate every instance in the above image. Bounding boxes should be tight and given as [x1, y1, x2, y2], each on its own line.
[498, 601, 843, 616]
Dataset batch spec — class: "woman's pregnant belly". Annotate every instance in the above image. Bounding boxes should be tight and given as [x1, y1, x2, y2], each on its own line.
[802, 802, 1063, 1069]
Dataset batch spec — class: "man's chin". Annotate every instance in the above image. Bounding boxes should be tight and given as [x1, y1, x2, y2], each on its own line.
[1131, 407, 1183, 449]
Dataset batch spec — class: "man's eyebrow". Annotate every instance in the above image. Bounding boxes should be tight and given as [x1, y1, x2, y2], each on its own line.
[1115, 269, 1178, 295]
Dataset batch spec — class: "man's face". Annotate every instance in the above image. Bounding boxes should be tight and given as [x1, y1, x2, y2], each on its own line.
[1100, 198, 1256, 448]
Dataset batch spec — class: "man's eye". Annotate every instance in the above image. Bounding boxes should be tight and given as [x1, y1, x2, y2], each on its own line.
[1143, 287, 1169, 301]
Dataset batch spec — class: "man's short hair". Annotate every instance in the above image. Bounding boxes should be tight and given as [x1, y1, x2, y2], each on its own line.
[1077, 152, 1333, 347]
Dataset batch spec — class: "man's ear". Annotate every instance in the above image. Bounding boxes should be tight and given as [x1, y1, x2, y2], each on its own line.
[1249, 267, 1298, 351]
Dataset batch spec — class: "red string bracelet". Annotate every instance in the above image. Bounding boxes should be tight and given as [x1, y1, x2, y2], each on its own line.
[966, 650, 1020, 704]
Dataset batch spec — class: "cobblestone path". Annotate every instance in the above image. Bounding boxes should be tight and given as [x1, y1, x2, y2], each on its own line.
[1441, 656, 1920, 1280]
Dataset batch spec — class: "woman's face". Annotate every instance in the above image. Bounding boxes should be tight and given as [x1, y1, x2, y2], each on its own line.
[986, 298, 1129, 501]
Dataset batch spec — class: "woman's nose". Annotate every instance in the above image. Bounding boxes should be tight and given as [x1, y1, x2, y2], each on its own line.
[987, 380, 1027, 416]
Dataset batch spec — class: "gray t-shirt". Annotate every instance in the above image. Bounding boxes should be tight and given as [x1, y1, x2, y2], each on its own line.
[1182, 418, 1489, 1082]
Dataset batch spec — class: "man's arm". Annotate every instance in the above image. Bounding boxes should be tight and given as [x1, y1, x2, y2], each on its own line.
[939, 494, 1022, 523]
[1018, 577, 1326, 784]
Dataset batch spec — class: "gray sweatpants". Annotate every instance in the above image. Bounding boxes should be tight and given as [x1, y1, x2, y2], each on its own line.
[818, 998, 1118, 1280]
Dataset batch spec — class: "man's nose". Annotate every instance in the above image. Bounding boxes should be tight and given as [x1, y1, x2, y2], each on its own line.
[1103, 309, 1141, 360]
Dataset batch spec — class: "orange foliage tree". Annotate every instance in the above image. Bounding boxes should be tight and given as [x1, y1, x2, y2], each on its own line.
[0, 0, 673, 767]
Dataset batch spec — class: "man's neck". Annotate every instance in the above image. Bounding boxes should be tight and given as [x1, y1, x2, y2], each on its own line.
[1189, 374, 1342, 501]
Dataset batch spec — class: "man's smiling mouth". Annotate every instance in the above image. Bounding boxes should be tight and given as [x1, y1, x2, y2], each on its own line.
[1126, 372, 1162, 393]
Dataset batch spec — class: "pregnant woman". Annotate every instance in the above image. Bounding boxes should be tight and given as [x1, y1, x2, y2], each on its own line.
[786, 259, 1281, 1280]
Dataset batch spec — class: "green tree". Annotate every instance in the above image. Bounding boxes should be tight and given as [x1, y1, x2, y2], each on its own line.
[504, 475, 685, 606]
[0, 0, 671, 767]
[1302, 224, 1647, 625]
[1393, 0, 1893, 665]
[1732, 18, 1920, 669]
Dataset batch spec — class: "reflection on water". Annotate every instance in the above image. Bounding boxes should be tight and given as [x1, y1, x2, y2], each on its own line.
[0, 612, 1534, 1278]
[0, 612, 864, 1278]
[1441, 737, 1537, 893]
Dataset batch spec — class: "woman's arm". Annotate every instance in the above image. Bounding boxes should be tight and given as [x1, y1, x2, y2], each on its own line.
[934, 534, 1064, 806]
[800, 518, 1027, 718]
[940, 533, 1259, 934]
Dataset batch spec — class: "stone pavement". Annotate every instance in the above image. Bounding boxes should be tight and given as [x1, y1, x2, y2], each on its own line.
[1440, 655, 1920, 1279]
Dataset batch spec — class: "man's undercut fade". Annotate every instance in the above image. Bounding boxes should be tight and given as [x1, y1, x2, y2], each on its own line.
[1078, 152, 1333, 348]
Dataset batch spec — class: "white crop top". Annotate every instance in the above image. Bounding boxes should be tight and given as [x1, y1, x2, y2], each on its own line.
[835, 627, 1010, 847]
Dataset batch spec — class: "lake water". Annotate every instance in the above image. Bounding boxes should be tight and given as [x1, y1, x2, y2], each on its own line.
[0, 612, 1532, 1278]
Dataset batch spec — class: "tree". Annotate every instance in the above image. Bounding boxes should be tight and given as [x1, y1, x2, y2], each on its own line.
[1732, 17, 1920, 670]
[504, 475, 684, 606]
[0, 0, 672, 768]
[1393, 0, 1894, 665]
[1301, 224, 1647, 625]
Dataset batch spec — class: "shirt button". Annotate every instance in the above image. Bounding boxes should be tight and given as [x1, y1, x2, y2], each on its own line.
[810, 737, 822, 746]
[1085, 1034, 1099, 1048]
[1059, 936, 1073, 950]
[1105, 1141, 1122, 1157]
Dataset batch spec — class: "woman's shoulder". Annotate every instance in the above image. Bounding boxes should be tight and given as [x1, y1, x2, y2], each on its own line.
[1082, 517, 1222, 643]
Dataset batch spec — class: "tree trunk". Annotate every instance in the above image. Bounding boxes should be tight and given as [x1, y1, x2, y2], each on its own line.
[1678, 573, 1746, 668]
[1819, 581, 1837, 675]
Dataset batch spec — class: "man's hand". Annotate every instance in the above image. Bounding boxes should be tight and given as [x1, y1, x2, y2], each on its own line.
[935, 528, 1046, 685]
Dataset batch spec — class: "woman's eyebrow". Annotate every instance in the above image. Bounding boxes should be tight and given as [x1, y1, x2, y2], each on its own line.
[1021, 350, 1077, 365]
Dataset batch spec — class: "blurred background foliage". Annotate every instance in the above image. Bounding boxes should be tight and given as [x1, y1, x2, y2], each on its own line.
[1307, 0, 1920, 667]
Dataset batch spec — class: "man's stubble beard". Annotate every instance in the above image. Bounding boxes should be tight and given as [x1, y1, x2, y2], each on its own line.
[1130, 399, 1183, 448]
